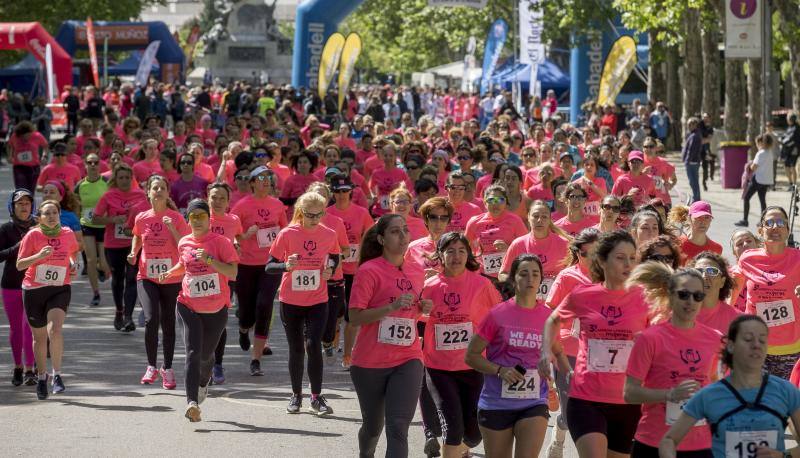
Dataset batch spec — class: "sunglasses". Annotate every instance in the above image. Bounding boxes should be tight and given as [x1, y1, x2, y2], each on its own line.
[696, 266, 721, 277]
[188, 212, 209, 222]
[427, 214, 450, 222]
[180, 161, 194, 166]
[761, 219, 787, 228]
[303, 211, 324, 220]
[255, 152, 268, 158]
[485, 196, 506, 205]
[235, 175, 249, 181]
[649, 254, 674, 263]
[568, 195, 587, 200]
[457, 155, 471, 161]
[405, 164, 419, 170]
[522, 153, 536, 158]
[601, 204, 621, 212]
[254, 175, 270, 181]
[392, 199, 411, 206]
[675, 290, 705, 302]
[85, 160, 99, 166]
[446, 185, 466, 191]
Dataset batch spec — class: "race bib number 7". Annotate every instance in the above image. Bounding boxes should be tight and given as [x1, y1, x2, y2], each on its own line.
[725, 431, 777, 458]
[587, 339, 633, 373]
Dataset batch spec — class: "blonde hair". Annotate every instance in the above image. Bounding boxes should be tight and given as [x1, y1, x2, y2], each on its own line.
[290, 192, 328, 225]
[529, 199, 572, 241]
[626, 261, 703, 325]
[306, 181, 331, 201]
[389, 184, 413, 204]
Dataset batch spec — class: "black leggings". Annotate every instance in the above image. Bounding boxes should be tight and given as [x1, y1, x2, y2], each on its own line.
[177, 302, 228, 403]
[280, 301, 328, 394]
[213, 281, 236, 365]
[418, 321, 443, 438]
[425, 367, 483, 447]
[12, 165, 40, 197]
[105, 247, 138, 316]
[322, 281, 345, 344]
[138, 280, 180, 369]
[743, 177, 769, 222]
[235, 264, 280, 338]
[350, 359, 424, 458]
[343, 273, 354, 321]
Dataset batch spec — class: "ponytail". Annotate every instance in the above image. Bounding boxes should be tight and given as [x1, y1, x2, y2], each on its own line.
[359, 214, 404, 266]
[626, 261, 674, 324]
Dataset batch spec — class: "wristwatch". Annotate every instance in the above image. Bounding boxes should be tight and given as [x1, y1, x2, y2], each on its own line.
[205, 255, 214, 266]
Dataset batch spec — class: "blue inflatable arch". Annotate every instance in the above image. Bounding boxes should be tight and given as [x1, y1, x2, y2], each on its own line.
[54, 20, 185, 84]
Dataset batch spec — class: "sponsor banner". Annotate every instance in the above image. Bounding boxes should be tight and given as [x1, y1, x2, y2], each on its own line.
[338, 33, 362, 109]
[596, 35, 637, 107]
[725, 0, 762, 59]
[480, 19, 508, 96]
[519, 0, 544, 97]
[318, 32, 345, 99]
[136, 40, 161, 88]
[75, 24, 149, 46]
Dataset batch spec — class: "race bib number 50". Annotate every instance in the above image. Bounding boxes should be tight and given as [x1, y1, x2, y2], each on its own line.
[35, 264, 66, 286]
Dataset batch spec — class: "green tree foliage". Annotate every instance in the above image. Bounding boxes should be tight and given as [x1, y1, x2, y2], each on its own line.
[0, 0, 162, 34]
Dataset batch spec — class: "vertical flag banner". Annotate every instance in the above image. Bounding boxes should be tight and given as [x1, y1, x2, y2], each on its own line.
[45, 44, 55, 103]
[596, 36, 637, 107]
[480, 19, 508, 96]
[725, 0, 762, 58]
[184, 23, 201, 70]
[136, 40, 161, 88]
[519, 0, 545, 98]
[337, 33, 362, 110]
[318, 32, 346, 99]
[461, 36, 477, 93]
[86, 17, 100, 87]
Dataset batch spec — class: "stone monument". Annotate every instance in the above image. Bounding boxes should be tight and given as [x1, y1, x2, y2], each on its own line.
[202, 0, 293, 84]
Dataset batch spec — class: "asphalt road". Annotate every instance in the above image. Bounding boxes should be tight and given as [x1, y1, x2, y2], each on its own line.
[0, 156, 797, 457]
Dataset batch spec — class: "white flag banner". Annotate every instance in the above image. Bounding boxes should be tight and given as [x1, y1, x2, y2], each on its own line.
[519, 0, 545, 96]
[725, 0, 762, 59]
[45, 44, 55, 103]
[135, 40, 161, 88]
[428, 0, 487, 8]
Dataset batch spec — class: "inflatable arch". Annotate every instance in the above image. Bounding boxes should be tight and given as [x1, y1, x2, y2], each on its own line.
[0, 23, 72, 93]
[54, 20, 185, 84]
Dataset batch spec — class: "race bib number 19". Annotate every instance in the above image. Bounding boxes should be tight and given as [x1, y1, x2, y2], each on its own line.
[256, 226, 279, 248]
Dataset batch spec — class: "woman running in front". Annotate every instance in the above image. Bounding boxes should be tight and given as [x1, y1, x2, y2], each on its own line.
[423, 232, 502, 457]
[266, 191, 341, 415]
[158, 199, 239, 422]
[92, 163, 147, 331]
[539, 230, 648, 458]
[348, 214, 434, 457]
[16, 199, 80, 400]
[623, 262, 723, 457]
[129, 175, 190, 389]
[466, 253, 569, 458]
[660, 315, 800, 458]
[688, 252, 741, 335]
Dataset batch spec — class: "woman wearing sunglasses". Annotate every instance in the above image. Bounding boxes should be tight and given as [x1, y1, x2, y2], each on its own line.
[76, 153, 111, 306]
[595, 195, 622, 232]
[623, 263, 722, 457]
[129, 176, 190, 390]
[638, 235, 681, 269]
[738, 206, 800, 380]
[464, 185, 527, 279]
[231, 166, 288, 374]
[727, 229, 761, 312]
[554, 182, 599, 238]
[389, 187, 427, 242]
[687, 252, 740, 335]
[543, 228, 600, 457]
[230, 166, 252, 207]
[171, 153, 209, 215]
[266, 191, 341, 415]
[444, 171, 482, 234]
[368, 142, 413, 218]
[158, 199, 238, 422]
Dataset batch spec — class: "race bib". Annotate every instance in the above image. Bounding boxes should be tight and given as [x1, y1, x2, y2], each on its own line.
[587, 339, 634, 373]
[187, 273, 221, 298]
[434, 322, 472, 350]
[379, 195, 390, 210]
[725, 431, 777, 458]
[291, 269, 320, 291]
[115, 223, 132, 240]
[570, 319, 581, 339]
[501, 372, 541, 399]
[146, 258, 172, 279]
[16, 150, 33, 163]
[482, 252, 504, 275]
[756, 300, 795, 327]
[537, 277, 554, 300]
[377, 316, 415, 346]
[81, 208, 95, 222]
[344, 244, 360, 263]
[256, 226, 279, 248]
[583, 201, 600, 216]
[666, 399, 707, 426]
[35, 264, 66, 286]
[653, 176, 665, 192]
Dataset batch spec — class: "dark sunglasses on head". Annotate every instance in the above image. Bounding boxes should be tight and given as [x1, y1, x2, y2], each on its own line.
[675, 289, 705, 302]
[522, 153, 536, 158]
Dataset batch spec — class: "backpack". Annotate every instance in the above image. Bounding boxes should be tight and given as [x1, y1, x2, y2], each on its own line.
[710, 372, 789, 437]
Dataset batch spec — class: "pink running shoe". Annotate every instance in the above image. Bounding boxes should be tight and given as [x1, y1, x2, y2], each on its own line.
[160, 367, 177, 390]
[140, 366, 158, 385]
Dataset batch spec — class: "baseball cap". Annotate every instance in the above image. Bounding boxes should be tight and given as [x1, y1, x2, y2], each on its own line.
[12, 188, 32, 202]
[249, 165, 271, 179]
[628, 150, 644, 162]
[689, 201, 713, 219]
[559, 152, 574, 162]
[330, 176, 354, 191]
[325, 166, 343, 177]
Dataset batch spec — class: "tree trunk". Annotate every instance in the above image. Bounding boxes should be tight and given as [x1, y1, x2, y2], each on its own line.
[648, 32, 667, 104]
[747, 59, 762, 153]
[775, 0, 800, 114]
[682, 8, 703, 132]
[724, 59, 748, 141]
[665, 44, 682, 149]
[701, 16, 721, 127]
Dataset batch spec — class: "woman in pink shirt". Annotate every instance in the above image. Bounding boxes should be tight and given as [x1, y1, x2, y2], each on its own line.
[422, 232, 502, 457]
[335, 123, 356, 151]
[280, 151, 318, 208]
[92, 164, 147, 332]
[688, 252, 741, 336]
[611, 150, 656, 208]
[17, 200, 80, 399]
[573, 155, 608, 217]
[231, 166, 288, 372]
[464, 184, 528, 278]
[36, 142, 82, 191]
[389, 187, 427, 242]
[229, 166, 252, 207]
[128, 176, 190, 390]
[727, 229, 761, 312]
[267, 191, 341, 415]
[8, 121, 49, 195]
[445, 171, 483, 233]
[623, 262, 722, 457]
[554, 183, 600, 237]
[158, 199, 239, 422]
[369, 142, 413, 218]
[629, 209, 665, 250]
[539, 230, 648, 457]
[348, 214, 434, 457]
[595, 195, 622, 232]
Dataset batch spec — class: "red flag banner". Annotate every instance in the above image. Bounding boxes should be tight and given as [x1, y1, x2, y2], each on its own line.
[86, 17, 100, 87]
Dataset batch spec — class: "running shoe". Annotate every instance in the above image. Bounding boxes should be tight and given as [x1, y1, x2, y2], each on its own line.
[185, 402, 201, 422]
[12, 367, 23, 386]
[122, 316, 136, 332]
[286, 394, 302, 414]
[546, 438, 565, 458]
[90, 293, 100, 307]
[52, 374, 65, 394]
[114, 313, 124, 331]
[98, 270, 107, 282]
[322, 343, 334, 358]
[160, 367, 177, 390]
[309, 395, 333, 416]
[211, 365, 225, 385]
[249, 360, 264, 376]
[734, 219, 749, 227]
[140, 365, 159, 385]
[423, 436, 441, 458]
[341, 355, 352, 370]
[239, 331, 250, 351]
[262, 346, 273, 356]
[36, 375, 48, 400]
[198, 383, 209, 405]
[23, 371, 37, 386]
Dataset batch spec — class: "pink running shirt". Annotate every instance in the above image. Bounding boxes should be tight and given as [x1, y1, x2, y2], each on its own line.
[176, 232, 239, 313]
[132, 208, 191, 282]
[19, 227, 80, 289]
[500, 232, 569, 300]
[231, 195, 288, 265]
[546, 264, 593, 357]
[93, 188, 148, 249]
[327, 203, 374, 275]
[465, 211, 528, 277]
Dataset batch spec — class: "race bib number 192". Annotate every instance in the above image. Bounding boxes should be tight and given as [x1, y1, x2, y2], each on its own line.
[725, 431, 777, 458]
